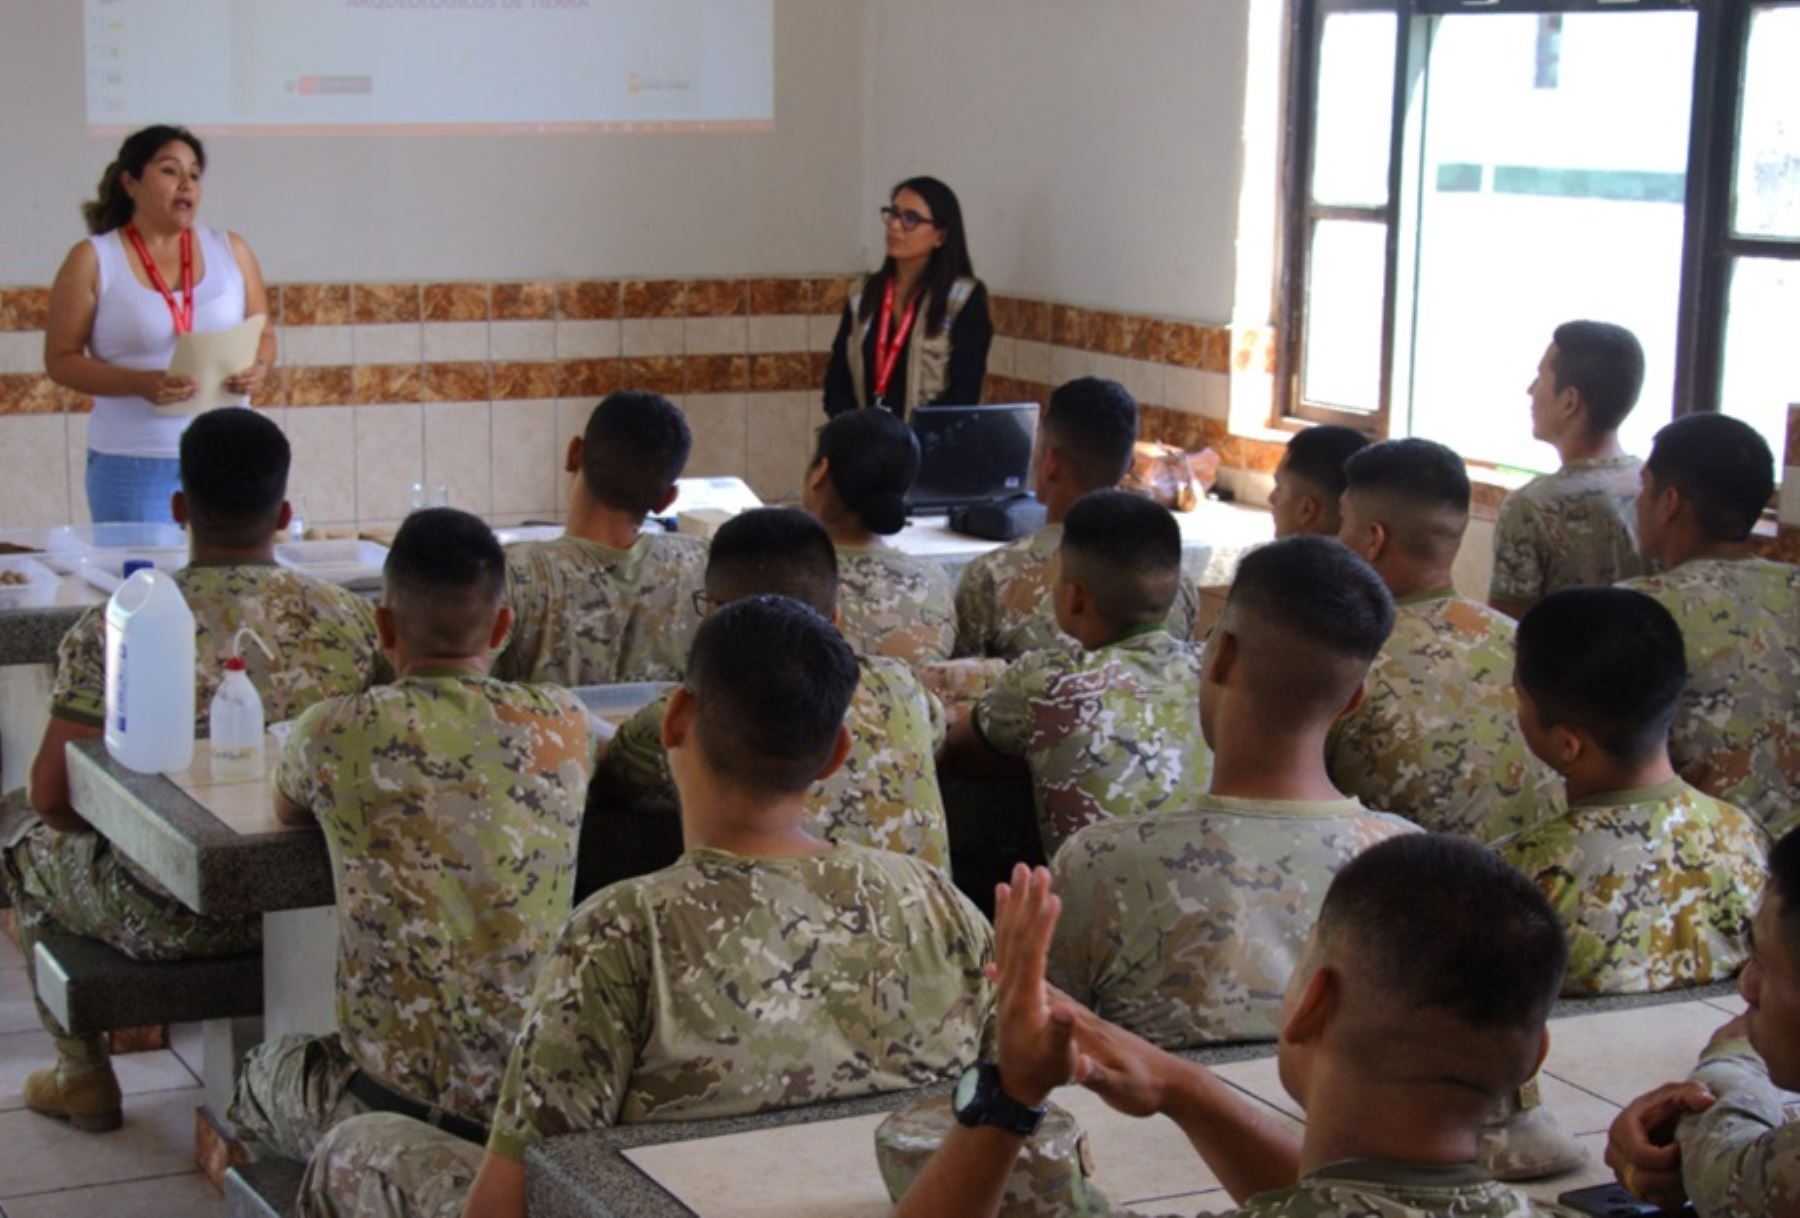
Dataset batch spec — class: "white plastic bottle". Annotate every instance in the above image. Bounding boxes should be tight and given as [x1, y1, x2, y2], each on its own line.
[209, 659, 265, 781]
[209, 628, 273, 781]
[104, 568, 196, 774]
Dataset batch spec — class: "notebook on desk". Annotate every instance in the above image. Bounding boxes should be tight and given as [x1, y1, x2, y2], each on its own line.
[905, 402, 1040, 515]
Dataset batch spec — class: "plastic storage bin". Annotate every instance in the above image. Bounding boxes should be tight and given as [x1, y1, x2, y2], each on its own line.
[0, 555, 59, 609]
[274, 540, 390, 586]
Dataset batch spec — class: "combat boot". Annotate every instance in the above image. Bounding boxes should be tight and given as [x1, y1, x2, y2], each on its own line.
[1477, 1076, 1586, 1181]
[23, 1035, 122, 1132]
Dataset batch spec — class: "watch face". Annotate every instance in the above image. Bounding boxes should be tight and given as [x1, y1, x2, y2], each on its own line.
[953, 1065, 981, 1113]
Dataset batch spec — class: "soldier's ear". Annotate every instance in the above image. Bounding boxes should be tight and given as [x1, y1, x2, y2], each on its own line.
[565, 435, 584, 476]
[486, 605, 513, 652]
[813, 723, 854, 784]
[170, 490, 190, 527]
[373, 606, 399, 652]
[661, 686, 696, 752]
[1282, 961, 1338, 1046]
[1204, 629, 1239, 686]
[1333, 676, 1367, 723]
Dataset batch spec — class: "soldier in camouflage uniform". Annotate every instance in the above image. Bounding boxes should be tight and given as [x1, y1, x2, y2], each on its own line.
[596, 507, 951, 868]
[1044, 536, 1415, 1047]
[954, 378, 1202, 659]
[302, 595, 995, 1218]
[491, 390, 706, 686]
[942, 492, 1215, 857]
[1489, 322, 1649, 618]
[1605, 828, 1800, 1217]
[1620, 414, 1798, 840]
[229, 509, 591, 1161]
[0, 410, 385, 1134]
[1330, 439, 1563, 842]
[1500, 588, 1766, 996]
[894, 839, 1577, 1218]
[801, 407, 958, 663]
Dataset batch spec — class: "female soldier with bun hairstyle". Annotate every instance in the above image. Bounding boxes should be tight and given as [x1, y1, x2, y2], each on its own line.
[802, 409, 956, 664]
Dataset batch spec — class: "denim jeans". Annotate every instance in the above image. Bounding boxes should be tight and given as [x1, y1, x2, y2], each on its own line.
[84, 451, 181, 524]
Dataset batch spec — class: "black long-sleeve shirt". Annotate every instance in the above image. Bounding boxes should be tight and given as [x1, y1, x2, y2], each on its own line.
[821, 282, 993, 418]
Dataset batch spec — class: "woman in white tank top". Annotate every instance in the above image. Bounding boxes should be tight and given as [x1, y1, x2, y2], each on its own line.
[45, 125, 278, 523]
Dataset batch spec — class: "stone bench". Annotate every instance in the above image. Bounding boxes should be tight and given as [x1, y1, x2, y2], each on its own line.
[225, 1157, 305, 1218]
[32, 932, 263, 1036]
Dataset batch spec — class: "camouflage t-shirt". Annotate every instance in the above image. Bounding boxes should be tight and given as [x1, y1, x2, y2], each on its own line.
[836, 543, 957, 665]
[974, 627, 1213, 858]
[485, 844, 994, 1159]
[1049, 793, 1417, 1048]
[1499, 779, 1766, 996]
[493, 532, 707, 686]
[1157, 1161, 1579, 1217]
[1677, 1038, 1800, 1217]
[1327, 592, 1563, 843]
[601, 656, 951, 868]
[952, 525, 1204, 660]
[1489, 456, 1644, 604]
[276, 670, 591, 1122]
[1621, 557, 1800, 840]
[50, 559, 385, 729]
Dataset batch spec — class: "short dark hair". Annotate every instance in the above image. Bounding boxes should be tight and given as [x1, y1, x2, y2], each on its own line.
[1042, 378, 1138, 491]
[1645, 414, 1775, 542]
[1516, 588, 1686, 763]
[1282, 425, 1369, 502]
[1550, 321, 1646, 434]
[685, 594, 861, 794]
[812, 409, 919, 536]
[1769, 827, 1800, 956]
[705, 508, 839, 618]
[581, 392, 693, 516]
[383, 508, 507, 655]
[178, 409, 290, 548]
[1059, 490, 1181, 628]
[1343, 438, 1471, 561]
[1320, 834, 1568, 1033]
[1224, 536, 1395, 717]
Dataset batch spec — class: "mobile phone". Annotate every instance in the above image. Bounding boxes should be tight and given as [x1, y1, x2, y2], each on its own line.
[1557, 1182, 1696, 1218]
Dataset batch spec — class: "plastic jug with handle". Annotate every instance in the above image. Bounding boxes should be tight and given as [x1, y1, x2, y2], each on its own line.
[104, 568, 196, 774]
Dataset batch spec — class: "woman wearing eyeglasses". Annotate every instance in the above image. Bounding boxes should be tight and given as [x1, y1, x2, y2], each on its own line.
[822, 176, 991, 419]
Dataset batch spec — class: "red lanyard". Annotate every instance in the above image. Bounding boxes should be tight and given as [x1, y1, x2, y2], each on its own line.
[872, 276, 920, 406]
[123, 225, 195, 335]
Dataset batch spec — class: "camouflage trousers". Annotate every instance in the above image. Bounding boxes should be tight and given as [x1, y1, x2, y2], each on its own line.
[299, 1112, 483, 1218]
[229, 1032, 369, 1162]
[0, 810, 259, 1048]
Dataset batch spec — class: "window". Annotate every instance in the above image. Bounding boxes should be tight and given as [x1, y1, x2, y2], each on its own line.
[1280, 0, 1800, 475]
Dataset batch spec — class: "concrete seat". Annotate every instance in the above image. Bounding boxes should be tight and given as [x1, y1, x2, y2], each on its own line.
[32, 932, 262, 1036]
[225, 1157, 305, 1218]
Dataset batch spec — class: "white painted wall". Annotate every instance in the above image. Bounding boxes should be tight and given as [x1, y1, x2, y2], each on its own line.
[863, 0, 1253, 323]
[0, 1, 869, 283]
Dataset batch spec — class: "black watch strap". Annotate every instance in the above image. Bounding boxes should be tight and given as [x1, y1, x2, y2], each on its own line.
[953, 1062, 1046, 1137]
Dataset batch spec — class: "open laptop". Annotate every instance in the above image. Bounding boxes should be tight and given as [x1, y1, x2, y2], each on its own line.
[905, 402, 1040, 514]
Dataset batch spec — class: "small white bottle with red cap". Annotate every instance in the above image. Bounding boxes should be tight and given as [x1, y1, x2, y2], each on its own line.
[209, 628, 273, 781]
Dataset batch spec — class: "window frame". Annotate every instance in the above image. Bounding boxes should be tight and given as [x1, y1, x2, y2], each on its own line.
[1277, 0, 1800, 453]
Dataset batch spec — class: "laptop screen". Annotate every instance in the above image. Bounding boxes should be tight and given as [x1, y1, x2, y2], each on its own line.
[906, 402, 1040, 512]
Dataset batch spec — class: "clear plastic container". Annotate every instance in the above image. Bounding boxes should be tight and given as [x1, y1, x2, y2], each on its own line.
[0, 555, 59, 609]
[77, 548, 187, 595]
[104, 569, 196, 774]
[209, 658, 266, 781]
[274, 540, 390, 586]
[45, 523, 186, 572]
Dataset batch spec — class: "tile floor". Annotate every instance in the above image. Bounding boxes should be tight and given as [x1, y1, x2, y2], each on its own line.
[0, 932, 224, 1217]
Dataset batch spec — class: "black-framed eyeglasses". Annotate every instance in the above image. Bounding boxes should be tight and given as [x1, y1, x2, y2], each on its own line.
[691, 589, 721, 616]
[880, 205, 937, 233]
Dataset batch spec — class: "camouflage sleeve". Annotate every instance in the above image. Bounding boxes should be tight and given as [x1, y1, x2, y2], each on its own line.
[924, 686, 947, 752]
[273, 699, 336, 812]
[486, 901, 648, 1159]
[597, 696, 677, 809]
[1170, 571, 1202, 642]
[972, 654, 1045, 757]
[48, 606, 107, 726]
[1045, 834, 1102, 1005]
[1489, 492, 1547, 604]
[1677, 1040, 1800, 1217]
[952, 559, 995, 658]
[490, 548, 545, 684]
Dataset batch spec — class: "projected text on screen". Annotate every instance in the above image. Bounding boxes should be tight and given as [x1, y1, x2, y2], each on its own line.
[85, 0, 774, 134]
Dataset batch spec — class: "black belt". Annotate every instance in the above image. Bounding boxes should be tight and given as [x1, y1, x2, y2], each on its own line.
[347, 1070, 490, 1146]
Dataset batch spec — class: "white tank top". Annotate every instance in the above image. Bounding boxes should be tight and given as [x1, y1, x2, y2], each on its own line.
[88, 223, 248, 458]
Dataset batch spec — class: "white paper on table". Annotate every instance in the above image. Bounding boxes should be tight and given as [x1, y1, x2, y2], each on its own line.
[157, 313, 266, 416]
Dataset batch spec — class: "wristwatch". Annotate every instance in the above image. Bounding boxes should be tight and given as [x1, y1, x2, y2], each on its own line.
[951, 1061, 1046, 1136]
